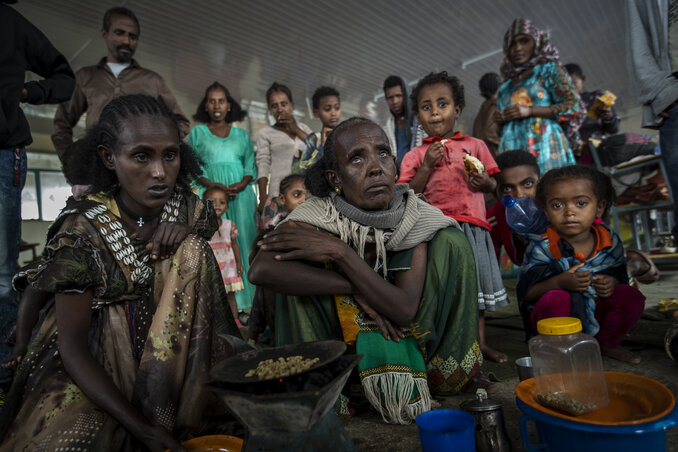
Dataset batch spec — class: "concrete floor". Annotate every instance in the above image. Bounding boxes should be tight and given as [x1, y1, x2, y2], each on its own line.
[342, 265, 678, 451]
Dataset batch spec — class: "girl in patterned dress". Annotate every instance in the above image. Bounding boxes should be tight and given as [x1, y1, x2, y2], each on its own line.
[203, 186, 245, 327]
[495, 18, 586, 173]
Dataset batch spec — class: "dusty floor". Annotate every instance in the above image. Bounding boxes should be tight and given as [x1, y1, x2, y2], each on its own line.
[341, 265, 678, 452]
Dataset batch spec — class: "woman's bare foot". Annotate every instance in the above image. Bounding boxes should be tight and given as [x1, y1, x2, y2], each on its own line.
[601, 345, 641, 364]
[481, 344, 508, 363]
[479, 312, 507, 363]
[626, 249, 659, 284]
[626, 252, 650, 276]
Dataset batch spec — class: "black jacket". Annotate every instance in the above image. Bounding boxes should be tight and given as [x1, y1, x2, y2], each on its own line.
[0, 4, 75, 148]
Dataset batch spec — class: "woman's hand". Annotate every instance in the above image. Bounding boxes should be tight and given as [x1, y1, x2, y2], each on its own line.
[275, 110, 297, 130]
[502, 104, 532, 120]
[423, 141, 445, 168]
[259, 221, 348, 264]
[216, 182, 232, 193]
[468, 170, 495, 193]
[592, 274, 617, 298]
[228, 176, 252, 200]
[276, 111, 307, 140]
[556, 263, 591, 292]
[236, 260, 244, 276]
[224, 183, 242, 199]
[354, 294, 404, 343]
[146, 222, 191, 260]
[136, 424, 186, 452]
[229, 182, 244, 193]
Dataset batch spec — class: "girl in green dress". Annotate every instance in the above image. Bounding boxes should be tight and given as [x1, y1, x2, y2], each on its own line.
[190, 82, 258, 310]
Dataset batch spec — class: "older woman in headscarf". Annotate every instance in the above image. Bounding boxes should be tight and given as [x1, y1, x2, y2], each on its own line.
[249, 117, 483, 424]
[495, 18, 586, 173]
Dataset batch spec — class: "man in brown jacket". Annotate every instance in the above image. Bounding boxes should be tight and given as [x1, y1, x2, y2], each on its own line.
[52, 6, 190, 161]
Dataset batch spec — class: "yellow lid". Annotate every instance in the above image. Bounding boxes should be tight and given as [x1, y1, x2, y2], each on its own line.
[536, 317, 582, 335]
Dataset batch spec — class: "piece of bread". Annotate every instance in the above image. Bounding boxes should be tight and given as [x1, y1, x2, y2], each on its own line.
[464, 154, 485, 174]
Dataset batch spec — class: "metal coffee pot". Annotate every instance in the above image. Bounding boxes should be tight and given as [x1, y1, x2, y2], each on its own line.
[460, 388, 512, 452]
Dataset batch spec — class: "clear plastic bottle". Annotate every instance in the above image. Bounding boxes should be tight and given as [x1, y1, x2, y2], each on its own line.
[502, 195, 549, 235]
[528, 317, 609, 416]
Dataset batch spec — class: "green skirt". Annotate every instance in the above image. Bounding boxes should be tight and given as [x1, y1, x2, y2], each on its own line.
[275, 227, 482, 402]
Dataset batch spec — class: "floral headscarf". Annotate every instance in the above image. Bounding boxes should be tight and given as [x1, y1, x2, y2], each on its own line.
[500, 18, 561, 79]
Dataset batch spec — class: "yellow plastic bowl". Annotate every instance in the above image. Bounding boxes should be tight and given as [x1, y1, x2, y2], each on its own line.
[165, 434, 243, 452]
[515, 371, 675, 425]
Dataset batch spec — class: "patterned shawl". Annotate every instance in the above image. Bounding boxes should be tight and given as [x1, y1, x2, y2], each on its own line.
[517, 224, 627, 336]
[500, 18, 561, 79]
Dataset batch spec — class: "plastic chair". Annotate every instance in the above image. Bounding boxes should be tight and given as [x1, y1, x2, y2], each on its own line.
[589, 140, 676, 261]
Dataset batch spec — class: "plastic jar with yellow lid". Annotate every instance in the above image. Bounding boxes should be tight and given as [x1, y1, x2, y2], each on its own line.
[528, 317, 609, 416]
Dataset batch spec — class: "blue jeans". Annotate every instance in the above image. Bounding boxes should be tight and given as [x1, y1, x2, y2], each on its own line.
[0, 146, 26, 376]
[660, 105, 678, 241]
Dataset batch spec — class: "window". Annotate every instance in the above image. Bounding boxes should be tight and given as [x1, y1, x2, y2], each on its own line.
[22, 152, 70, 222]
[21, 169, 70, 221]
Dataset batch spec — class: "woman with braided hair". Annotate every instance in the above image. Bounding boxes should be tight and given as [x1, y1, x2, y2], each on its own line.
[0, 94, 238, 451]
[250, 117, 482, 424]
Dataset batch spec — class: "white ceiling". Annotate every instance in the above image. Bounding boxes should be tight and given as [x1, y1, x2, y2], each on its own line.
[14, 0, 642, 151]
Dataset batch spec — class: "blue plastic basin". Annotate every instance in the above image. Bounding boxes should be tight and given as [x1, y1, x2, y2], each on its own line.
[516, 397, 678, 452]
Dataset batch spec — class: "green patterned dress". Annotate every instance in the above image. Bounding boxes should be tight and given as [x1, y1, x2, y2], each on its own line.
[0, 190, 238, 451]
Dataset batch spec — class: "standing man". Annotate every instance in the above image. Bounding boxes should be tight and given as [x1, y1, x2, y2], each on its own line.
[52, 6, 190, 160]
[382, 75, 425, 165]
[626, 0, 678, 243]
[0, 1, 75, 380]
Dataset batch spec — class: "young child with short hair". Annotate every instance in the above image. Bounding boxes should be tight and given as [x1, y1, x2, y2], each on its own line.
[399, 71, 508, 363]
[277, 174, 307, 213]
[517, 165, 645, 363]
[203, 186, 245, 327]
[248, 174, 307, 342]
[294, 86, 341, 173]
[258, 174, 307, 231]
[487, 150, 541, 266]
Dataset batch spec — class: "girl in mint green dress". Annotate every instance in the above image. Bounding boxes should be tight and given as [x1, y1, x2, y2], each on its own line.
[190, 82, 257, 310]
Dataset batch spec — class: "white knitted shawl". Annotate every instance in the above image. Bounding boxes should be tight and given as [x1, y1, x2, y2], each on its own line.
[283, 184, 459, 275]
